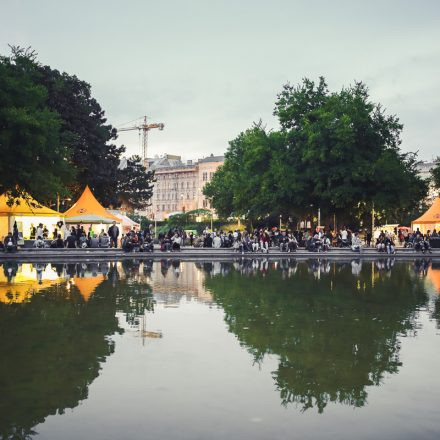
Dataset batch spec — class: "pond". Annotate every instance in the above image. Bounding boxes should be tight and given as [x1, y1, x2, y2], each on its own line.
[0, 258, 439, 440]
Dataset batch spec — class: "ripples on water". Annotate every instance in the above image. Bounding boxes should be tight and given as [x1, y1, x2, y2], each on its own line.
[0, 258, 439, 440]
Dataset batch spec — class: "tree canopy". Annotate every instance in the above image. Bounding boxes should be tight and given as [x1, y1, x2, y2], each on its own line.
[0, 46, 154, 210]
[204, 77, 428, 227]
[117, 155, 155, 210]
[0, 47, 74, 201]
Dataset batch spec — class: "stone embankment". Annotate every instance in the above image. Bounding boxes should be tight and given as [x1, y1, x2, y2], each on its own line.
[0, 246, 438, 262]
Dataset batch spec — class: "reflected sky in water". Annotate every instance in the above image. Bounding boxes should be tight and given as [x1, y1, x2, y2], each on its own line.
[0, 258, 439, 440]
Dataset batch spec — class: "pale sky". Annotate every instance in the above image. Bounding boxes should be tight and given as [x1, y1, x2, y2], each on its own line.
[1, 0, 439, 161]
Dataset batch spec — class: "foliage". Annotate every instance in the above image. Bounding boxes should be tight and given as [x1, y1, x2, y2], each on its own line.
[0, 47, 74, 201]
[28, 50, 125, 205]
[203, 260, 427, 412]
[117, 155, 155, 210]
[204, 77, 428, 227]
[0, 274, 119, 439]
[1, 46, 153, 209]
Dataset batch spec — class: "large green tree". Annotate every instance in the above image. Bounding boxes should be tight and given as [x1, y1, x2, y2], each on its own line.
[0, 48, 74, 201]
[117, 155, 155, 210]
[205, 78, 428, 226]
[29, 52, 125, 204]
[1, 46, 154, 210]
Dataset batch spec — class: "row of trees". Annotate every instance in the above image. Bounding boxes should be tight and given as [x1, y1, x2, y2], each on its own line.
[204, 77, 436, 227]
[0, 46, 154, 209]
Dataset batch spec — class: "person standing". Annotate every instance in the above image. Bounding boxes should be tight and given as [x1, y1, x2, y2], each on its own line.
[108, 221, 120, 248]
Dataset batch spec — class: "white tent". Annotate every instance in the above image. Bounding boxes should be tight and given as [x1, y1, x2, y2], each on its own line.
[108, 210, 140, 232]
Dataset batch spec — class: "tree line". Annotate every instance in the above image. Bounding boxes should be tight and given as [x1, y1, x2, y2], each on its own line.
[204, 77, 439, 228]
[0, 46, 154, 210]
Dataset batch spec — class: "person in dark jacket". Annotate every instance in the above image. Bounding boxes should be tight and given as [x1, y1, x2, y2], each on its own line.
[4, 233, 17, 253]
[108, 221, 120, 248]
[65, 234, 77, 248]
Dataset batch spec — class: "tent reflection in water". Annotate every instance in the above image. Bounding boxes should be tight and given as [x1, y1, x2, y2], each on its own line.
[72, 275, 105, 301]
[0, 193, 63, 240]
[411, 197, 440, 234]
[63, 185, 121, 233]
[0, 263, 65, 304]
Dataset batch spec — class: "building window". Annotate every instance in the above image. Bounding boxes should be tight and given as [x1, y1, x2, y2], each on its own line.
[162, 205, 165, 211]
[210, 172, 214, 179]
[203, 172, 208, 181]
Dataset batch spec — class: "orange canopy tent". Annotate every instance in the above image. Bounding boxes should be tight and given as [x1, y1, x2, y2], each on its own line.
[411, 197, 440, 234]
[63, 186, 120, 224]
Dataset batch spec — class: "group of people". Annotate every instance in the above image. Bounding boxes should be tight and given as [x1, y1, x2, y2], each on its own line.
[1, 221, 437, 254]
[31, 222, 121, 249]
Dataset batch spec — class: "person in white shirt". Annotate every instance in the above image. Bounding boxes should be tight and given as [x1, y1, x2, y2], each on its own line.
[351, 233, 362, 252]
[340, 227, 348, 241]
[36, 224, 44, 240]
[213, 235, 221, 248]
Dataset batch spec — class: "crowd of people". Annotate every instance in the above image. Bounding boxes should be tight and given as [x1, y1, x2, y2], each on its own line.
[1, 221, 438, 254]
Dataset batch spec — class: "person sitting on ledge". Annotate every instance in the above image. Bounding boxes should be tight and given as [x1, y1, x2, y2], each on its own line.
[89, 235, 100, 248]
[65, 233, 77, 248]
[33, 235, 46, 249]
[122, 233, 134, 252]
[99, 233, 110, 248]
[351, 232, 363, 252]
[50, 234, 65, 248]
[4, 232, 17, 253]
[79, 233, 88, 248]
[171, 233, 182, 251]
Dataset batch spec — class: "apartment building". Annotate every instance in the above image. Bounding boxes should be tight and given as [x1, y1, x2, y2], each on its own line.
[144, 153, 224, 220]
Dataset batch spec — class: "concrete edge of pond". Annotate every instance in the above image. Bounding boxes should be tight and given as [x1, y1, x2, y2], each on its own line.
[0, 248, 439, 262]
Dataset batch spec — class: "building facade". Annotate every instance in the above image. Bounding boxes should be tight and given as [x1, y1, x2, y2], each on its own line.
[145, 154, 224, 220]
[416, 161, 439, 203]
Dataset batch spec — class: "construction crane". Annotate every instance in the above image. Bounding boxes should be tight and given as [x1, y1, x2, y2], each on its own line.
[117, 116, 164, 165]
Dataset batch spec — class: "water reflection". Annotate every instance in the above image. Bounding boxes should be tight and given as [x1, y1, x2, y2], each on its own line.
[0, 274, 119, 439]
[0, 258, 439, 438]
[203, 258, 437, 413]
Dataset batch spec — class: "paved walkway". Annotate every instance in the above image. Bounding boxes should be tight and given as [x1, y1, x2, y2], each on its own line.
[0, 246, 438, 261]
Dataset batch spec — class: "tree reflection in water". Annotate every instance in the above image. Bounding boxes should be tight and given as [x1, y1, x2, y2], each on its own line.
[203, 258, 429, 413]
[0, 261, 154, 440]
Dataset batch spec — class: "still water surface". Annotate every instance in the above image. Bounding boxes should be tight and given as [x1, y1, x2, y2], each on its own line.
[0, 258, 439, 440]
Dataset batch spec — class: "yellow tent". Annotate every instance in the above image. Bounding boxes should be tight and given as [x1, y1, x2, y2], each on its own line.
[64, 186, 120, 224]
[0, 193, 63, 240]
[412, 197, 440, 234]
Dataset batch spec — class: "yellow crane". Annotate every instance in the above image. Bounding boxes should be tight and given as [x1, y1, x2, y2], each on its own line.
[117, 116, 164, 165]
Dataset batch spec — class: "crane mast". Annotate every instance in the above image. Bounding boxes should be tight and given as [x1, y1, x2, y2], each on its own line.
[118, 116, 164, 165]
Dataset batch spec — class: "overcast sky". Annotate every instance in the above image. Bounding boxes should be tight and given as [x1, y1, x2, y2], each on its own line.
[1, 0, 439, 161]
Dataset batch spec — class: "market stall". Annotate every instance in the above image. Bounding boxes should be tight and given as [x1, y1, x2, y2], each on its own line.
[63, 186, 121, 235]
[0, 193, 63, 240]
[108, 210, 140, 233]
[411, 197, 440, 235]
